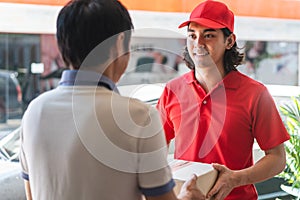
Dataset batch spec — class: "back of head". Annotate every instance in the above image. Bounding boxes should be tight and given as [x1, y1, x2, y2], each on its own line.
[56, 0, 134, 69]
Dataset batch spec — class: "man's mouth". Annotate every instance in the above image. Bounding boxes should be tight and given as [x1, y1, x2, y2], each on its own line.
[193, 48, 209, 56]
[194, 52, 209, 56]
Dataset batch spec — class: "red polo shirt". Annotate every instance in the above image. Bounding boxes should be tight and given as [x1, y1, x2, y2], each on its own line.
[157, 70, 290, 200]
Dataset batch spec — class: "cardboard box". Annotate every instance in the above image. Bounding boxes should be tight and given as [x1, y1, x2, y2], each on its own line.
[169, 160, 218, 197]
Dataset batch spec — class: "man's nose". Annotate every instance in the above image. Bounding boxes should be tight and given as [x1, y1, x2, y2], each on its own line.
[194, 38, 205, 48]
[195, 37, 205, 46]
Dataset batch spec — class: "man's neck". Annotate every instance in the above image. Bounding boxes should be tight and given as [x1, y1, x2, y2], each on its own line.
[77, 62, 119, 84]
[194, 65, 225, 93]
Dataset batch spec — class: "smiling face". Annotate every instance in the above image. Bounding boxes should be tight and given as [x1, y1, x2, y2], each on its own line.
[187, 22, 233, 72]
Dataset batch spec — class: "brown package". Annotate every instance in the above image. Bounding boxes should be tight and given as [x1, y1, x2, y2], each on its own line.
[170, 160, 218, 197]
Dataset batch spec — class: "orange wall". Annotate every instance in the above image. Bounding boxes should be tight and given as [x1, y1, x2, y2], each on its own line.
[0, 0, 300, 19]
[0, 0, 68, 6]
[123, 0, 300, 19]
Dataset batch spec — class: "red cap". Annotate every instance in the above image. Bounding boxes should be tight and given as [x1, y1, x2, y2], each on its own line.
[178, 0, 234, 32]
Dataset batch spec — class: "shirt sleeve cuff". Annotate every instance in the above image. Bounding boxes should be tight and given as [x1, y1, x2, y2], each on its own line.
[21, 171, 29, 181]
[140, 179, 175, 196]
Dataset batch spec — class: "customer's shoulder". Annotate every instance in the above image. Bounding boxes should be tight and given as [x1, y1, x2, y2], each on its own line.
[29, 88, 60, 105]
[116, 95, 159, 123]
[120, 95, 153, 112]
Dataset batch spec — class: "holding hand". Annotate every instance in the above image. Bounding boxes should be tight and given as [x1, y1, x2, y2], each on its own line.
[206, 164, 239, 200]
[177, 174, 206, 200]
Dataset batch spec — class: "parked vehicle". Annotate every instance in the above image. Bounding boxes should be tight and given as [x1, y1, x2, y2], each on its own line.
[0, 70, 23, 123]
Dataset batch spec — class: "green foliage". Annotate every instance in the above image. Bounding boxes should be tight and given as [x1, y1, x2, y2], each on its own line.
[278, 96, 300, 189]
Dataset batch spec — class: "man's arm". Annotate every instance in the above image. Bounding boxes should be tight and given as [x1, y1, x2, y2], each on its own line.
[207, 144, 286, 200]
[24, 180, 32, 200]
[237, 144, 286, 185]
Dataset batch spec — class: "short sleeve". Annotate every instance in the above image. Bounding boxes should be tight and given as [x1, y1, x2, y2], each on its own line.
[156, 86, 175, 143]
[136, 107, 175, 196]
[252, 88, 290, 150]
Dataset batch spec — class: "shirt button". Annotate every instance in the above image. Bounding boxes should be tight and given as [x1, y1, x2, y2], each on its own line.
[203, 100, 207, 104]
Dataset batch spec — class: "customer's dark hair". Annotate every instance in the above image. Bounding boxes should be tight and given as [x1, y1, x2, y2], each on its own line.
[56, 0, 134, 69]
[182, 28, 244, 74]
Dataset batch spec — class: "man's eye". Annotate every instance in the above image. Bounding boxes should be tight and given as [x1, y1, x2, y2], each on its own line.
[188, 34, 196, 39]
[204, 34, 214, 38]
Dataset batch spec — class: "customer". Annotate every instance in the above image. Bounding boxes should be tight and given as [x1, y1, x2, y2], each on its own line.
[157, 1, 290, 200]
[19, 0, 203, 199]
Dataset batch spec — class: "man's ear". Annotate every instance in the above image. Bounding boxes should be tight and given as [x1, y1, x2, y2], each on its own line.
[115, 32, 125, 56]
[109, 32, 125, 60]
[226, 33, 236, 49]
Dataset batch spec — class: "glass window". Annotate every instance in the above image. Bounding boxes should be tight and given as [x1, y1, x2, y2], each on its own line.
[238, 40, 299, 86]
[0, 33, 63, 150]
[118, 37, 187, 85]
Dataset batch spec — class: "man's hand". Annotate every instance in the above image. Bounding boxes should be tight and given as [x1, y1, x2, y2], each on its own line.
[206, 164, 239, 200]
[177, 174, 206, 200]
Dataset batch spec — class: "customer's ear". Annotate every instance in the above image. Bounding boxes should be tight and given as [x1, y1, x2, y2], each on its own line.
[109, 32, 125, 61]
[115, 32, 125, 56]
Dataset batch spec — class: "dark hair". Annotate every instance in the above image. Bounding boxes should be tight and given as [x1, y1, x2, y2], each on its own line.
[182, 28, 244, 74]
[182, 46, 195, 70]
[221, 28, 244, 74]
[56, 0, 134, 69]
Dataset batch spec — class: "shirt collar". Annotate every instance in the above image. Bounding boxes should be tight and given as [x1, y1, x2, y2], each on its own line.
[183, 70, 240, 90]
[59, 70, 119, 93]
